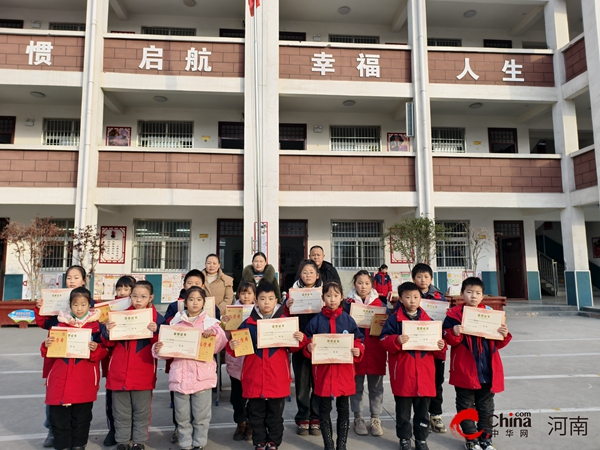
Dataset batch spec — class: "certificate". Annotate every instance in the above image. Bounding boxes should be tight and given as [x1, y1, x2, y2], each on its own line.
[223, 305, 253, 331]
[257, 317, 299, 349]
[47, 327, 91, 359]
[311, 333, 353, 365]
[349, 303, 387, 328]
[40, 289, 71, 316]
[158, 326, 201, 360]
[288, 288, 323, 314]
[420, 299, 449, 322]
[402, 321, 442, 351]
[204, 297, 216, 318]
[369, 313, 388, 337]
[231, 328, 254, 357]
[197, 335, 216, 362]
[461, 306, 505, 341]
[108, 308, 153, 340]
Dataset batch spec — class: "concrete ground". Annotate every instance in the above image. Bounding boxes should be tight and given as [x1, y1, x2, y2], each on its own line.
[0, 314, 599, 450]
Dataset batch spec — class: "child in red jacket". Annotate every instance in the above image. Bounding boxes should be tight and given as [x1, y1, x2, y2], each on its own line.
[373, 264, 392, 303]
[41, 287, 107, 450]
[103, 280, 165, 450]
[304, 281, 365, 450]
[380, 282, 446, 450]
[443, 277, 511, 450]
[227, 282, 306, 450]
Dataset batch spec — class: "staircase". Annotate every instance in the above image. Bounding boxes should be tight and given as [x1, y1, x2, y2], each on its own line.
[537, 251, 564, 296]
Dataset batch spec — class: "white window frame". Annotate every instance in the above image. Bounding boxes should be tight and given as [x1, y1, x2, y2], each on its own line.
[42, 219, 74, 271]
[331, 220, 383, 270]
[329, 34, 379, 44]
[132, 220, 191, 272]
[42, 119, 81, 146]
[141, 26, 196, 36]
[330, 125, 381, 152]
[137, 121, 194, 148]
[432, 127, 466, 154]
[437, 221, 471, 270]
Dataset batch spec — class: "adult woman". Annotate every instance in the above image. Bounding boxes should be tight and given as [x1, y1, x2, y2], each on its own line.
[241, 252, 282, 302]
[202, 254, 234, 315]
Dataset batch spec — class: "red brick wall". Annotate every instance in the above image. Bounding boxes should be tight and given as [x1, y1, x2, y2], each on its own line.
[433, 157, 562, 193]
[280, 47, 411, 82]
[280, 155, 415, 191]
[573, 149, 597, 190]
[104, 39, 244, 77]
[428, 52, 554, 87]
[0, 34, 84, 71]
[0, 150, 78, 187]
[563, 37, 587, 82]
[97, 152, 243, 190]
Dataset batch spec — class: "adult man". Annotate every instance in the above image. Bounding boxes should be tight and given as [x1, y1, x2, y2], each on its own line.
[308, 246, 341, 285]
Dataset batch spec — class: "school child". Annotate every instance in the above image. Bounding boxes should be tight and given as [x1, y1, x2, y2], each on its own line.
[342, 270, 387, 437]
[103, 275, 136, 447]
[41, 287, 107, 450]
[380, 282, 446, 450]
[283, 259, 323, 436]
[34, 265, 88, 448]
[153, 287, 227, 450]
[103, 280, 165, 450]
[222, 281, 257, 442]
[373, 264, 392, 304]
[304, 281, 364, 450]
[443, 277, 511, 450]
[227, 282, 306, 450]
[411, 262, 449, 433]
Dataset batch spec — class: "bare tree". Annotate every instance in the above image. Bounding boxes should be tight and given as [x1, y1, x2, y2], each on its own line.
[463, 222, 494, 276]
[71, 225, 105, 276]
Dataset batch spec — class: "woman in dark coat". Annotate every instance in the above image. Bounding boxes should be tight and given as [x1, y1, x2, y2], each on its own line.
[241, 252, 282, 302]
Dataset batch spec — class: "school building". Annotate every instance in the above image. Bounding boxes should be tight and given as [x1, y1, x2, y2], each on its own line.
[0, 0, 599, 308]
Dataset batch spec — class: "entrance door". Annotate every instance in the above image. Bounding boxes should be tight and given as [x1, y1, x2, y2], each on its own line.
[495, 221, 526, 299]
[0, 219, 7, 301]
[279, 220, 308, 292]
[217, 219, 244, 290]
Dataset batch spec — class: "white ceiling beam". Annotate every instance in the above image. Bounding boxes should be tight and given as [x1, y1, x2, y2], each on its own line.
[97, 206, 122, 214]
[516, 104, 551, 124]
[109, 0, 129, 20]
[103, 91, 125, 115]
[391, 0, 408, 32]
[510, 5, 544, 36]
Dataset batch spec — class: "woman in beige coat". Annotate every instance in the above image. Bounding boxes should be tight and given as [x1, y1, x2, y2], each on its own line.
[202, 253, 234, 315]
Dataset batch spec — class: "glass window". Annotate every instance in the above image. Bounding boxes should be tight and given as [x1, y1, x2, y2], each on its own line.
[42, 219, 74, 271]
[489, 128, 517, 153]
[329, 34, 379, 44]
[428, 38, 462, 47]
[137, 121, 193, 148]
[219, 122, 244, 149]
[133, 220, 191, 272]
[141, 26, 195, 36]
[49, 23, 86, 31]
[330, 126, 380, 152]
[279, 124, 306, 150]
[0, 116, 16, 144]
[437, 221, 470, 269]
[43, 119, 80, 146]
[331, 220, 383, 269]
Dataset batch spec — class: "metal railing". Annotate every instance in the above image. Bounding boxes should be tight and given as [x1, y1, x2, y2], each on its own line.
[431, 138, 466, 153]
[538, 251, 559, 296]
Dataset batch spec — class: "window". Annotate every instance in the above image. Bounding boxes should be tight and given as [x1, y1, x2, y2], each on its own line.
[133, 220, 191, 272]
[279, 31, 306, 41]
[0, 116, 16, 144]
[483, 39, 512, 49]
[522, 41, 548, 49]
[329, 34, 379, 44]
[330, 126, 380, 152]
[141, 26, 195, 36]
[137, 121, 193, 148]
[42, 219, 74, 271]
[50, 23, 86, 31]
[0, 19, 23, 28]
[43, 119, 80, 146]
[220, 28, 245, 38]
[489, 128, 517, 153]
[428, 38, 462, 47]
[437, 221, 470, 269]
[219, 122, 244, 149]
[431, 128, 466, 153]
[331, 221, 383, 270]
[279, 124, 306, 150]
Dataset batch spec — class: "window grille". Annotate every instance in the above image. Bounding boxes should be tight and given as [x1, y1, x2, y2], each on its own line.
[494, 221, 522, 237]
[331, 220, 383, 270]
[133, 220, 191, 272]
[50, 23, 86, 31]
[280, 220, 307, 237]
[220, 28, 245, 38]
[483, 39, 512, 49]
[329, 34, 379, 44]
[137, 121, 193, 148]
[489, 128, 517, 153]
[330, 126, 380, 152]
[0, 19, 23, 28]
[43, 119, 80, 146]
[219, 122, 244, 149]
[279, 124, 306, 150]
[428, 38, 462, 47]
[0, 116, 16, 144]
[280, 31, 306, 41]
[437, 221, 470, 269]
[219, 219, 244, 237]
[432, 128, 466, 153]
[42, 219, 74, 271]
[141, 26, 196, 36]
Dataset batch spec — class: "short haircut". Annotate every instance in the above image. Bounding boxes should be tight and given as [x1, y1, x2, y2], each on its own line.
[184, 269, 205, 284]
[379, 264, 388, 271]
[461, 277, 485, 293]
[236, 281, 257, 298]
[66, 265, 87, 280]
[252, 252, 267, 262]
[183, 286, 206, 303]
[411, 263, 433, 279]
[398, 281, 421, 297]
[116, 276, 136, 290]
[134, 280, 154, 295]
[298, 259, 319, 275]
[205, 253, 220, 263]
[309, 245, 324, 253]
[352, 269, 373, 285]
[256, 281, 276, 297]
[322, 281, 343, 298]
[70, 287, 92, 306]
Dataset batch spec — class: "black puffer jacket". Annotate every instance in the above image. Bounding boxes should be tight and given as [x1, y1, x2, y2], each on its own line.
[241, 263, 282, 302]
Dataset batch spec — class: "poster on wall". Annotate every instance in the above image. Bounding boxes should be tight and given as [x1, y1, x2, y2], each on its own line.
[446, 270, 464, 296]
[389, 238, 412, 264]
[387, 133, 410, 152]
[593, 238, 600, 258]
[93, 274, 146, 301]
[22, 273, 64, 300]
[389, 272, 412, 292]
[105, 127, 131, 146]
[161, 273, 186, 304]
[100, 227, 126, 264]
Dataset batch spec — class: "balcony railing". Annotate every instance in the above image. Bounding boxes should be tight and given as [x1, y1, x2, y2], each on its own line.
[432, 138, 466, 154]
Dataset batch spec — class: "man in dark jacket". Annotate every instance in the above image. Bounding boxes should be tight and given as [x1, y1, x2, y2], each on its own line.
[309, 246, 341, 285]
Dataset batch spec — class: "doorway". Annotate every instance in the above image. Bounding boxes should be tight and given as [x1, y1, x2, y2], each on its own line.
[0, 219, 7, 301]
[217, 219, 244, 290]
[279, 220, 308, 292]
[494, 221, 527, 299]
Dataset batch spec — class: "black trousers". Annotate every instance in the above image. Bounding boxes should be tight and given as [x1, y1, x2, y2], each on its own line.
[429, 359, 445, 415]
[317, 395, 350, 423]
[49, 402, 93, 449]
[395, 396, 430, 441]
[230, 376, 248, 424]
[292, 351, 319, 423]
[455, 385, 495, 439]
[247, 397, 286, 446]
[170, 390, 178, 427]
[105, 388, 115, 432]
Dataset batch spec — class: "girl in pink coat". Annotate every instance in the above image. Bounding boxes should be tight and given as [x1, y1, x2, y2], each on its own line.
[153, 287, 227, 450]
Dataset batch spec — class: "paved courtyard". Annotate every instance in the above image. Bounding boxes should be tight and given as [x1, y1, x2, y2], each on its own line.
[0, 313, 599, 450]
